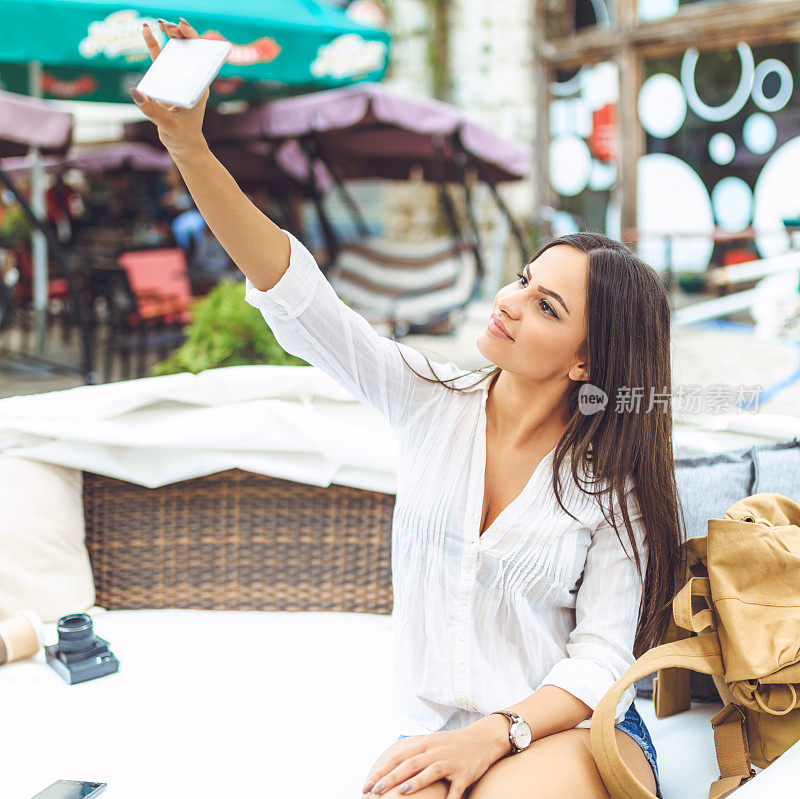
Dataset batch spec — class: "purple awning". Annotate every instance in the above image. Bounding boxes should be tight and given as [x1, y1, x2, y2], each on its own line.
[213, 140, 332, 193]
[227, 81, 533, 183]
[123, 122, 333, 195]
[0, 90, 73, 158]
[0, 142, 174, 176]
[66, 142, 174, 172]
[123, 83, 531, 187]
[0, 153, 63, 177]
[123, 105, 260, 148]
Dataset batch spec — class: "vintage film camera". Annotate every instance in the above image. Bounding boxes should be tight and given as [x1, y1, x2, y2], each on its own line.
[45, 613, 119, 685]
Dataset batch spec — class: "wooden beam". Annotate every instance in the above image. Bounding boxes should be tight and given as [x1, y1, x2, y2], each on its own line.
[633, 0, 800, 49]
[539, 0, 800, 67]
[616, 0, 641, 240]
[563, 0, 577, 38]
[533, 0, 555, 235]
[540, 29, 623, 67]
[636, 26, 800, 61]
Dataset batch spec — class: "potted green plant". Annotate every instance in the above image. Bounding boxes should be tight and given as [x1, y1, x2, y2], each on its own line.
[152, 279, 309, 376]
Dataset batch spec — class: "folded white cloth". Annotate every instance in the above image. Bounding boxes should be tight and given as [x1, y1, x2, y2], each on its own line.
[0, 365, 398, 492]
[0, 365, 796, 490]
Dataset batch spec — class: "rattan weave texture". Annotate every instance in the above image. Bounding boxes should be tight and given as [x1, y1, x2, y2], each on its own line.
[83, 469, 395, 613]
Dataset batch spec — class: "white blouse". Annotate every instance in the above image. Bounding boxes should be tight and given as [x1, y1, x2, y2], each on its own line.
[244, 230, 648, 735]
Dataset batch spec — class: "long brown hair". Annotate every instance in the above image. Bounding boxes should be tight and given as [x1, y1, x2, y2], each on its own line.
[393, 232, 686, 658]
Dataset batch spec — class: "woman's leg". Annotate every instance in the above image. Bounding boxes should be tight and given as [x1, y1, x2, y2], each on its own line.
[467, 727, 657, 799]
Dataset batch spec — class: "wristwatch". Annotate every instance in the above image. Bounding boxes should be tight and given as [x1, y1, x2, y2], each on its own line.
[487, 711, 533, 755]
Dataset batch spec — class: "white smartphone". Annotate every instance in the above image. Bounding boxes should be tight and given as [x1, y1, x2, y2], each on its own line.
[136, 36, 232, 109]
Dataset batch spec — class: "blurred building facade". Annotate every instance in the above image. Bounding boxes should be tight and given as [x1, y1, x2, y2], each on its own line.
[381, 0, 800, 278]
[535, 0, 800, 274]
[382, 0, 535, 287]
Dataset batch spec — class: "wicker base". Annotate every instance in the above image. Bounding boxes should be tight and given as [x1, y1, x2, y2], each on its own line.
[83, 469, 396, 613]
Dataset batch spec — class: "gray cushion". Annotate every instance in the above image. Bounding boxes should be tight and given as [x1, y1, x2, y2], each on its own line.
[753, 438, 800, 500]
[675, 438, 800, 539]
[675, 447, 755, 540]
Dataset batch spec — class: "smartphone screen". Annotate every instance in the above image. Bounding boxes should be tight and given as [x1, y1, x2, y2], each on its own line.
[30, 780, 107, 799]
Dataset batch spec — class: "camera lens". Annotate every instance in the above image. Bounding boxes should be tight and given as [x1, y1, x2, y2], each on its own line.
[57, 613, 95, 653]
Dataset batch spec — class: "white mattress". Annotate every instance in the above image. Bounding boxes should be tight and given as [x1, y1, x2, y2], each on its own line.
[1, 609, 794, 799]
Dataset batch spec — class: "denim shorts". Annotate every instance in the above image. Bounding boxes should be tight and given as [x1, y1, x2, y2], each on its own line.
[613, 701, 662, 798]
[398, 701, 661, 798]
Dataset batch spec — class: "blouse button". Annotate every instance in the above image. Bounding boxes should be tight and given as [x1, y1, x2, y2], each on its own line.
[458, 662, 466, 670]
[460, 601, 467, 610]
[458, 632, 465, 641]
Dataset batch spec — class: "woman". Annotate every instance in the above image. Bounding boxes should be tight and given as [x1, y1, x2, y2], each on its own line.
[133, 19, 684, 799]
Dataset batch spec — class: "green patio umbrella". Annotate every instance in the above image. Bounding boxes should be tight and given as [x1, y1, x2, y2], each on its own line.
[0, 0, 391, 103]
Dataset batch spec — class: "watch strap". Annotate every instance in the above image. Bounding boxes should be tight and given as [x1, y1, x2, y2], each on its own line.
[488, 711, 527, 754]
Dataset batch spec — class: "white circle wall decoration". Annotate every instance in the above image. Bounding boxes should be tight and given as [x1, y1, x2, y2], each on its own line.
[743, 113, 778, 154]
[639, 0, 679, 21]
[582, 61, 619, 111]
[589, 159, 617, 191]
[709, 132, 736, 165]
[711, 177, 753, 232]
[637, 153, 714, 272]
[752, 58, 793, 113]
[605, 199, 622, 240]
[587, 0, 611, 27]
[551, 210, 580, 237]
[549, 98, 593, 138]
[681, 43, 755, 122]
[551, 67, 587, 98]
[549, 135, 592, 197]
[753, 136, 800, 258]
[638, 73, 687, 138]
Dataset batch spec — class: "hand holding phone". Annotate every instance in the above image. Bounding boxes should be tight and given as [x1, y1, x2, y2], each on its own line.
[137, 36, 231, 109]
[131, 18, 218, 158]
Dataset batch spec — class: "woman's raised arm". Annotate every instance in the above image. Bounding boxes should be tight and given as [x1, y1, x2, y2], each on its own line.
[131, 19, 473, 431]
[132, 18, 290, 292]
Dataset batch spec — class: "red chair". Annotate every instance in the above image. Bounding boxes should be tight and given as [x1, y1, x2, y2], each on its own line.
[116, 247, 193, 326]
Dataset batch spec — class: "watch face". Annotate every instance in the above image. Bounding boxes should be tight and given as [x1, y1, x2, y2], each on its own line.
[511, 720, 532, 749]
